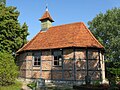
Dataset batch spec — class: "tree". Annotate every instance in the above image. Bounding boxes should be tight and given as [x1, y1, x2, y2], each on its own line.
[88, 8, 120, 82]
[0, 4, 29, 54]
[88, 8, 120, 62]
[0, 51, 18, 86]
[0, 0, 6, 5]
[21, 22, 29, 46]
[0, 3, 28, 86]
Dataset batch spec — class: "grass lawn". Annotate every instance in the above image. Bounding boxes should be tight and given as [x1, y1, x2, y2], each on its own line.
[0, 81, 22, 90]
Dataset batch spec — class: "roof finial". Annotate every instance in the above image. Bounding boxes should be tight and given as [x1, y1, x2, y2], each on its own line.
[46, 4, 48, 11]
[45, 0, 48, 11]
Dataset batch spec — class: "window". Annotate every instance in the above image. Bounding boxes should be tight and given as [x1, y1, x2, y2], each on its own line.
[33, 52, 41, 66]
[53, 50, 62, 66]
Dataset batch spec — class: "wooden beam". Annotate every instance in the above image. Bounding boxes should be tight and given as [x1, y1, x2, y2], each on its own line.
[73, 47, 76, 80]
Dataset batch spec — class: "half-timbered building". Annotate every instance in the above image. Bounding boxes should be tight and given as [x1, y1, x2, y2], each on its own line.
[17, 8, 105, 83]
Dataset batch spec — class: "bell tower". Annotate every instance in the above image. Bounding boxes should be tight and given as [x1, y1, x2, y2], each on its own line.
[39, 7, 54, 31]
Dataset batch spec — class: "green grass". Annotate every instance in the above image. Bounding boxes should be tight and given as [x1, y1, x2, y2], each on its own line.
[0, 81, 22, 90]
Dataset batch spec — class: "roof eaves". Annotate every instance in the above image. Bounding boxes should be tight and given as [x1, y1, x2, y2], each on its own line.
[16, 31, 44, 53]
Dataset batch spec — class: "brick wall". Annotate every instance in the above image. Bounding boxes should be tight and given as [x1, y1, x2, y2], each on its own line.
[17, 48, 105, 82]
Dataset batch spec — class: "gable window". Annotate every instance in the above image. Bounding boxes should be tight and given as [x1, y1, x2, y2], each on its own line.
[53, 50, 62, 66]
[33, 52, 41, 66]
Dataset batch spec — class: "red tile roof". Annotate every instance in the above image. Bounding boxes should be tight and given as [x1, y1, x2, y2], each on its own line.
[39, 11, 54, 22]
[17, 22, 104, 52]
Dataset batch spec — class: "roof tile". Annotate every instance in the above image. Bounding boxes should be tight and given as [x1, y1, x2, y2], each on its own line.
[17, 22, 104, 52]
[39, 11, 54, 22]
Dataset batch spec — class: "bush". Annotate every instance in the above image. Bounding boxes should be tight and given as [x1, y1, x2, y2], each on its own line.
[116, 82, 120, 90]
[0, 80, 22, 90]
[27, 82, 37, 89]
[0, 51, 18, 86]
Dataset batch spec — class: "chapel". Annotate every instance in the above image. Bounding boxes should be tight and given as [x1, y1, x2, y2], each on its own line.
[17, 7, 105, 83]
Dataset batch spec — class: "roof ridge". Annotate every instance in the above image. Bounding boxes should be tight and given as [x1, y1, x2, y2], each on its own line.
[82, 23, 104, 48]
[50, 22, 84, 28]
[51, 22, 84, 46]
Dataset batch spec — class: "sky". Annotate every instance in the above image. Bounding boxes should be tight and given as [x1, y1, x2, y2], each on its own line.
[6, 0, 120, 40]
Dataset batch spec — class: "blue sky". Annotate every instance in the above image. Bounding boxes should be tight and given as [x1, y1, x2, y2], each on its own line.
[6, 0, 120, 40]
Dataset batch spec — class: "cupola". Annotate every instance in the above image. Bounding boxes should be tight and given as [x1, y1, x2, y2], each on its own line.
[39, 7, 54, 31]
